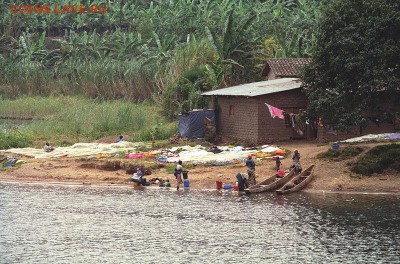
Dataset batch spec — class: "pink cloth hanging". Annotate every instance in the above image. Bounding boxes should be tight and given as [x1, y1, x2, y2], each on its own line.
[265, 103, 284, 120]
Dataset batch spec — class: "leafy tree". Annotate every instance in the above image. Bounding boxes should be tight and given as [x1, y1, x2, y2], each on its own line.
[303, 0, 400, 131]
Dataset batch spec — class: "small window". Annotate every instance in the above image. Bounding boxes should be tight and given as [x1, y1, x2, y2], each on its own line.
[229, 105, 235, 116]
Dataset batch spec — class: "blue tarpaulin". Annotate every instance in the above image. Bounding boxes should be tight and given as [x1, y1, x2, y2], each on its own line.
[178, 109, 216, 139]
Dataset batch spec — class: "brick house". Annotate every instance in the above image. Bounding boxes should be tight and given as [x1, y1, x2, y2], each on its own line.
[261, 58, 312, 80]
[202, 57, 399, 144]
[202, 78, 308, 144]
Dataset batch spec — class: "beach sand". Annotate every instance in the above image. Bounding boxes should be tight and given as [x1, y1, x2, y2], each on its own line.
[1, 141, 400, 193]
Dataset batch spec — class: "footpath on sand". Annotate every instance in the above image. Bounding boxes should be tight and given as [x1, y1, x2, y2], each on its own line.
[1, 136, 400, 193]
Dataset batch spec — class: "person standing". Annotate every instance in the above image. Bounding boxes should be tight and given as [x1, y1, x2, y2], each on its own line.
[292, 149, 302, 174]
[245, 154, 256, 186]
[275, 156, 282, 171]
[175, 160, 183, 190]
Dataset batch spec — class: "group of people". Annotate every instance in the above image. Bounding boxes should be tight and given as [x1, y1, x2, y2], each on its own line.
[131, 160, 184, 190]
[236, 149, 302, 191]
[156, 179, 171, 187]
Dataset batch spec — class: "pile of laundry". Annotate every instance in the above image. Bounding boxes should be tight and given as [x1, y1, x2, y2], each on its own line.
[1, 156, 24, 169]
[336, 133, 400, 144]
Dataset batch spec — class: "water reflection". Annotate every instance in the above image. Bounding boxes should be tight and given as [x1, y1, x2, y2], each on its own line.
[0, 183, 399, 264]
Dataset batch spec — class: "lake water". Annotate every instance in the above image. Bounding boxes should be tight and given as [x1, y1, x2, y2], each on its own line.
[0, 182, 399, 264]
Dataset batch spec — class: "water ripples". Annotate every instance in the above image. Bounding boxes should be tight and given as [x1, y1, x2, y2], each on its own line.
[0, 183, 399, 263]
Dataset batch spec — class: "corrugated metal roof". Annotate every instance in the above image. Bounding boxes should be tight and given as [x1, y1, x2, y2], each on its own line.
[201, 78, 302, 97]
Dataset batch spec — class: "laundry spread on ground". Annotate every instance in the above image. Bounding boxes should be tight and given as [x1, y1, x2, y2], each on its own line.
[1, 141, 138, 158]
[336, 133, 400, 144]
[1, 141, 287, 164]
[154, 145, 286, 164]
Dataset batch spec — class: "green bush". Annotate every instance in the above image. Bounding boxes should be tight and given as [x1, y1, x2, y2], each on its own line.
[351, 144, 400, 175]
[316, 146, 364, 161]
[0, 130, 32, 149]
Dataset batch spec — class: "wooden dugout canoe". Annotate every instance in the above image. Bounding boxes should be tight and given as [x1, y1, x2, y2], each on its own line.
[276, 164, 315, 194]
[244, 169, 295, 194]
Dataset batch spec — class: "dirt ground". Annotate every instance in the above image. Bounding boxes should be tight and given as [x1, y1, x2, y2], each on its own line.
[1, 140, 400, 193]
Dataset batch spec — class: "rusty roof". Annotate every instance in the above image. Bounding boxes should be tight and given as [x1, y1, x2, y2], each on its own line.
[201, 78, 302, 97]
[261, 58, 311, 78]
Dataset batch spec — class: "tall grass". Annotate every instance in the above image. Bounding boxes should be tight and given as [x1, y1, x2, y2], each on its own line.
[0, 96, 177, 146]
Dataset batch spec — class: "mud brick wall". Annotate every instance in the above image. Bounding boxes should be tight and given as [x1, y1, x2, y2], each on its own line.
[215, 89, 308, 144]
[217, 97, 259, 144]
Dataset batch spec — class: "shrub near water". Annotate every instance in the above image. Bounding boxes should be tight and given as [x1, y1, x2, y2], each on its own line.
[0, 130, 32, 149]
[351, 144, 400, 175]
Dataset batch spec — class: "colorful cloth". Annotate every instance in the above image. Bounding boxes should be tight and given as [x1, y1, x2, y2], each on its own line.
[265, 103, 284, 120]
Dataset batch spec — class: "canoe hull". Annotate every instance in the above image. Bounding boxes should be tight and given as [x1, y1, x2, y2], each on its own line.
[276, 165, 315, 194]
[245, 169, 295, 194]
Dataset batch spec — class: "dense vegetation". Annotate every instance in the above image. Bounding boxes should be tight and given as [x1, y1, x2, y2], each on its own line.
[351, 144, 400, 175]
[0, 0, 323, 119]
[303, 0, 400, 130]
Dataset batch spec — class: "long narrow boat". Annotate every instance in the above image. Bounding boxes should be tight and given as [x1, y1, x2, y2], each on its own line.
[244, 169, 295, 194]
[276, 164, 315, 194]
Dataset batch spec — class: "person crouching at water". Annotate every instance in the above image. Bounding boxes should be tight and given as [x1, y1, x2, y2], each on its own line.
[174, 160, 183, 190]
[236, 173, 249, 191]
[245, 154, 256, 186]
[131, 168, 143, 184]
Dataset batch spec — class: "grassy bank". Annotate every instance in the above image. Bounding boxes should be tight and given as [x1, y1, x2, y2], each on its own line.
[0, 96, 177, 148]
[351, 144, 400, 175]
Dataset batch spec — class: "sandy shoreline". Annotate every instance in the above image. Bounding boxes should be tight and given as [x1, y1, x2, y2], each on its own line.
[1, 141, 400, 193]
[1, 178, 400, 196]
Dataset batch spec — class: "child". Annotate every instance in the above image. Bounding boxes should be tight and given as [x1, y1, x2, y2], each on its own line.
[165, 179, 171, 187]
[159, 179, 165, 187]
[275, 156, 282, 171]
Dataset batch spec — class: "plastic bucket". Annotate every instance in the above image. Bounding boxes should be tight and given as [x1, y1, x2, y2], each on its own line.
[183, 179, 190, 187]
[182, 171, 189, 180]
[216, 181, 223, 190]
[233, 185, 239, 191]
[223, 184, 232, 189]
